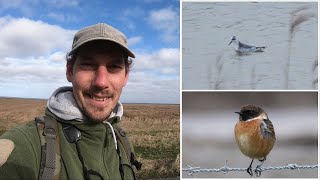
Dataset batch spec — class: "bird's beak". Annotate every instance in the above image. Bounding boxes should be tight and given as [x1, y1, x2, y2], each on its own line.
[228, 40, 232, 46]
[235, 112, 241, 115]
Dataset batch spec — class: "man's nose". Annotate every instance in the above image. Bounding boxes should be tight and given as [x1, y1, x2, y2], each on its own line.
[93, 66, 109, 89]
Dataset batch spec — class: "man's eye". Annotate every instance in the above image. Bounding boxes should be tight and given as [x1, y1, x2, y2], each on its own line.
[80, 61, 94, 66]
[108, 64, 124, 73]
[79, 62, 96, 69]
[110, 64, 123, 69]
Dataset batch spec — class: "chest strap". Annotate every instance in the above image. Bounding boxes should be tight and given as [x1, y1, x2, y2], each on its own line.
[35, 116, 140, 180]
[35, 116, 61, 180]
[113, 124, 142, 171]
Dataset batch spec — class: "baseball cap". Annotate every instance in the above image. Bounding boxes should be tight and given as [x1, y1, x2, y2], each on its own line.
[69, 23, 135, 58]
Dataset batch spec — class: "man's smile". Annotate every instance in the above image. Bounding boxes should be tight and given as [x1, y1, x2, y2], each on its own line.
[85, 92, 114, 104]
[89, 94, 111, 102]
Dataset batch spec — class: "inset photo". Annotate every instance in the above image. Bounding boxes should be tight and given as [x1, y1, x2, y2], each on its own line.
[182, 2, 318, 90]
[182, 92, 318, 178]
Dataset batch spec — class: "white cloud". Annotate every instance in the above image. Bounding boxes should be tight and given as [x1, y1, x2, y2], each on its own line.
[134, 48, 180, 75]
[0, 17, 72, 98]
[123, 77, 179, 104]
[128, 36, 143, 46]
[0, 16, 75, 58]
[47, 12, 79, 23]
[0, 56, 66, 84]
[0, 17, 179, 104]
[119, 7, 146, 30]
[45, 0, 80, 8]
[48, 12, 65, 22]
[49, 51, 66, 62]
[124, 67, 179, 104]
[121, 48, 180, 103]
[123, 7, 145, 18]
[0, 54, 70, 98]
[148, 7, 179, 43]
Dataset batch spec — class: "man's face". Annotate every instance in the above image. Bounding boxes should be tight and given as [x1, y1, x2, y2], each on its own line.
[66, 42, 129, 123]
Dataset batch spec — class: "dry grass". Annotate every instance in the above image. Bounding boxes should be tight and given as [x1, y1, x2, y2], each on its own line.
[0, 98, 180, 179]
[312, 58, 318, 89]
[0, 98, 46, 133]
[285, 6, 316, 89]
[120, 104, 180, 179]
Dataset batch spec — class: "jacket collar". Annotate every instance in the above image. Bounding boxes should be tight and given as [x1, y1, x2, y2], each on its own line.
[47, 86, 123, 123]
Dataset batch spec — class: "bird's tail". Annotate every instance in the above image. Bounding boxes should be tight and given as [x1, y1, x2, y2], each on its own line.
[256, 46, 266, 52]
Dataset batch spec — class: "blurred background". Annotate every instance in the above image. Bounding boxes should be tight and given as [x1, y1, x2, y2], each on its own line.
[182, 92, 318, 178]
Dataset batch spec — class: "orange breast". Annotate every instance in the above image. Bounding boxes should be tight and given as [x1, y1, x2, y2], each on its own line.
[234, 119, 275, 159]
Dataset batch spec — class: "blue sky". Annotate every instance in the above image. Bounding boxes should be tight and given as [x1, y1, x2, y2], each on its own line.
[0, 0, 180, 104]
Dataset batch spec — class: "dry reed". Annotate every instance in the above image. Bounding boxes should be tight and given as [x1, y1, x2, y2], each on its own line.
[208, 53, 224, 89]
[286, 6, 316, 89]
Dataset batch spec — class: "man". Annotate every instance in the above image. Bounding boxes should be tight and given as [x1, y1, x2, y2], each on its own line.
[0, 23, 140, 179]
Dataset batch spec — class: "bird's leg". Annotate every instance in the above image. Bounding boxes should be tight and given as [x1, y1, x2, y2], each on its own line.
[259, 157, 266, 162]
[246, 159, 254, 176]
[258, 157, 266, 166]
[254, 157, 266, 177]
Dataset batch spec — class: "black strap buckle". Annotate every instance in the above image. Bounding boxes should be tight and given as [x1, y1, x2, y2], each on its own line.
[62, 123, 81, 143]
[131, 153, 142, 170]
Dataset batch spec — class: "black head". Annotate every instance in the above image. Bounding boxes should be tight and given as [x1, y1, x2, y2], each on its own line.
[235, 104, 264, 121]
[228, 36, 237, 45]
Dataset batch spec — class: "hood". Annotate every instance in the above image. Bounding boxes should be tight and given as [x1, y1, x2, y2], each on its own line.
[47, 86, 123, 122]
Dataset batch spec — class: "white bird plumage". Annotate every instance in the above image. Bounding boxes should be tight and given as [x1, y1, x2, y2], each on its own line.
[228, 36, 266, 53]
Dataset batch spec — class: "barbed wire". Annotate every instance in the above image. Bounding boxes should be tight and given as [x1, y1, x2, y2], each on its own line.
[182, 161, 318, 177]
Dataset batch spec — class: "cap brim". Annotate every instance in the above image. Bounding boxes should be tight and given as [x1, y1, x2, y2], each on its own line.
[69, 37, 135, 58]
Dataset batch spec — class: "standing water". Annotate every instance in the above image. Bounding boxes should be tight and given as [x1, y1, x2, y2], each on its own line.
[182, 2, 318, 90]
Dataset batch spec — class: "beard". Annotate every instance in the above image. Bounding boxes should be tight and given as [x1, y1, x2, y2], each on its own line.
[73, 85, 120, 123]
[81, 105, 111, 123]
[81, 88, 116, 123]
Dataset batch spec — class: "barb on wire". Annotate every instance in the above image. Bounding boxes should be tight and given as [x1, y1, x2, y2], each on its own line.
[182, 161, 318, 177]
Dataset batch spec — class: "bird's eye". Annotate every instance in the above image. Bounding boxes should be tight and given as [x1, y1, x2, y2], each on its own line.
[250, 110, 258, 116]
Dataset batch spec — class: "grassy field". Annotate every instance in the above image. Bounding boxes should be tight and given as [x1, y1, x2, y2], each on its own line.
[0, 97, 180, 179]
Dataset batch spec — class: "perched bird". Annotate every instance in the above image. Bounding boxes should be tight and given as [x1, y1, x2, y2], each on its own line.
[234, 105, 276, 176]
[228, 36, 266, 53]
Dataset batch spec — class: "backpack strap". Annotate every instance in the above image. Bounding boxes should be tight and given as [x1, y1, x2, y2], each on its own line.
[113, 124, 142, 171]
[35, 116, 61, 180]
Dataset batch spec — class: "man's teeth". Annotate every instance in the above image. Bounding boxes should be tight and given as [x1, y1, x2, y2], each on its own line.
[90, 95, 109, 101]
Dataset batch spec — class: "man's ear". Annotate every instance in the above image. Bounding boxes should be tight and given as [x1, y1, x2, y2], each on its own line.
[66, 62, 73, 82]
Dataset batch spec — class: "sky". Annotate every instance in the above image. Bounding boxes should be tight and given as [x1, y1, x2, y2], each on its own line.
[0, 0, 180, 104]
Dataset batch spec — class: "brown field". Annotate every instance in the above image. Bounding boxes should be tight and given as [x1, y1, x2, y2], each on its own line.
[0, 97, 180, 179]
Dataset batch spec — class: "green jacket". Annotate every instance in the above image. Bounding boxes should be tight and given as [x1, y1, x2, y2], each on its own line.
[0, 110, 136, 180]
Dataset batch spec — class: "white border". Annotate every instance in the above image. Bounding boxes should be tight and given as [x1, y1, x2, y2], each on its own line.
[180, 0, 319, 179]
[179, 0, 183, 178]
[183, 0, 318, 2]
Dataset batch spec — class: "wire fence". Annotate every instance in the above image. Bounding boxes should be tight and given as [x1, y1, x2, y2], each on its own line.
[182, 161, 319, 177]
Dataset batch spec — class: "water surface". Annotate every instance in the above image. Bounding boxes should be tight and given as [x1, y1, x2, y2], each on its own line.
[182, 2, 318, 90]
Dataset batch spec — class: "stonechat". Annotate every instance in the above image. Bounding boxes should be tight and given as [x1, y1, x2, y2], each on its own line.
[234, 105, 276, 176]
